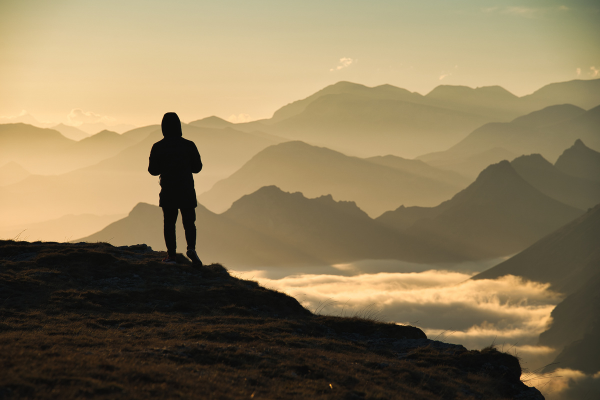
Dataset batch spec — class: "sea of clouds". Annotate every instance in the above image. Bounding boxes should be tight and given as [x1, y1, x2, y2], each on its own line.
[231, 259, 598, 398]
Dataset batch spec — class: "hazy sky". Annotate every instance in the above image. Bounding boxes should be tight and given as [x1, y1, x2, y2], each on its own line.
[1, 0, 599, 126]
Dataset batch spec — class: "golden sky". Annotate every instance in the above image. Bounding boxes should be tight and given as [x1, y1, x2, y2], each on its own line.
[1, 0, 599, 127]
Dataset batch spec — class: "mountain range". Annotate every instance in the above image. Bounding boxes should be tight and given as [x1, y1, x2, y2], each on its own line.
[51, 123, 90, 141]
[209, 79, 600, 159]
[418, 104, 600, 177]
[0, 123, 283, 226]
[251, 78, 600, 127]
[472, 203, 600, 296]
[376, 160, 583, 259]
[471, 203, 600, 376]
[554, 138, 600, 183]
[79, 186, 464, 267]
[510, 147, 600, 210]
[198, 140, 470, 216]
[0, 123, 154, 175]
[82, 154, 586, 266]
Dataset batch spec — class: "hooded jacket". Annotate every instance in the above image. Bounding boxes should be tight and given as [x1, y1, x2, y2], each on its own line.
[148, 113, 202, 208]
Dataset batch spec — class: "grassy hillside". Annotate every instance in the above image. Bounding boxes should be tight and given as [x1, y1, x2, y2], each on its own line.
[0, 240, 543, 399]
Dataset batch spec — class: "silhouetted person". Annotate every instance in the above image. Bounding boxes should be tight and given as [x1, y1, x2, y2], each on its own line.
[148, 112, 203, 265]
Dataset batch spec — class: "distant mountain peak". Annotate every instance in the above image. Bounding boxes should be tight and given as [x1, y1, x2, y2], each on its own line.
[460, 159, 539, 198]
[477, 159, 513, 177]
[204, 116, 229, 122]
[129, 202, 157, 216]
[566, 138, 596, 153]
[189, 116, 233, 128]
[555, 138, 600, 182]
[330, 81, 367, 89]
[511, 153, 552, 167]
[96, 129, 118, 135]
[426, 84, 518, 99]
[227, 185, 368, 220]
[510, 104, 585, 128]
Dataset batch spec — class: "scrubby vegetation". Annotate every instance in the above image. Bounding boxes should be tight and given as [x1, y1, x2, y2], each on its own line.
[0, 241, 543, 399]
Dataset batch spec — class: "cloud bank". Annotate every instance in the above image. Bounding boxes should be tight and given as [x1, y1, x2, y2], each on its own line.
[249, 270, 562, 371]
[524, 368, 600, 400]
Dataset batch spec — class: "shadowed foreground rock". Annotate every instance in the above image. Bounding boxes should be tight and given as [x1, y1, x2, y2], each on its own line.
[0, 240, 543, 399]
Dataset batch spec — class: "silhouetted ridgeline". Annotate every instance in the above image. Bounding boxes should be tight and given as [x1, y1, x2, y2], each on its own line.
[198, 140, 469, 216]
[80, 155, 584, 267]
[418, 104, 600, 177]
[376, 160, 583, 259]
[0, 240, 544, 399]
[0, 122, 282, 226]
[227, 79, 600, 157]
[472, 203, 600, 377]
[510, 150, 600, 210]
[472, 203, 600, 295]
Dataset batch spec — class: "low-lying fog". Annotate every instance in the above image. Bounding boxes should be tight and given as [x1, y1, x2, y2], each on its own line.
[232, 259, 599, 398]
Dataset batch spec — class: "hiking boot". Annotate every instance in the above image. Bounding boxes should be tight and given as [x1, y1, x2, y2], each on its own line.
[162, 255, 177, 264]
[186, 250, 203, 266]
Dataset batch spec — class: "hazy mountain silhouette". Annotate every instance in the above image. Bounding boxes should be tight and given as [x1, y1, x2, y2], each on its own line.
[542, 313, 600, 375]
[0, 124, 283, 227]
[424, 85, 520, 119]
[509, 103, 586, 128]
[80, 186, 466, 266]
[189, 116, 234, 129]
[418, 104, 599, 177]
[79, 202, 326, 267]
[364, 155, 470, 187]
[0, 213, 124, 242]
[51, 123, 90, 141]
[221, 186, 462, 264]
[468, 202, 600, 375]
[554, 139, 600, 183]
[267, 78, 600, 126]
[0, 123, 152, 175]
[472, 203, 600, 295]
[76, 121, 136, 135]
[0, 161, 31, 187]
[520, 78, 600, 111]
[228, 79, 600, 158]
[268, 81, 426, 123]
[0, 123, 75, 174]
[425, 79, 600, 118]
[418, 147, 518, 180]
[377, 161, 584, 259]
[538, 267, 600, 371]
[0, 111, 52, 127]
[511, 153, 600, 210]
[263, 91, 490, 157]
[198, 141, 468, 216]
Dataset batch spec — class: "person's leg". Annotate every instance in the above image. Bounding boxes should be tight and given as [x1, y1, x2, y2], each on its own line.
[181, 208, 202, 265]
[162, 207, 178, 258]
[180, 207, 196, 251]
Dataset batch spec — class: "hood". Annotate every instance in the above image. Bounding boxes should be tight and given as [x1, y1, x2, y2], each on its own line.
[161, 112, 183, 138]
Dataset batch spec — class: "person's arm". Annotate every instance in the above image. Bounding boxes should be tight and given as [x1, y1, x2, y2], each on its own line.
[190, 142, 202, 173]
[148, 144, 161, 176]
